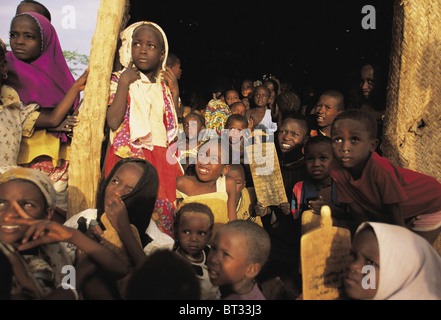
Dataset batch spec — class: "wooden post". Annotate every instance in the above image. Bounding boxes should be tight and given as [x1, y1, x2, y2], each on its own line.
[67, 0, 130, 218]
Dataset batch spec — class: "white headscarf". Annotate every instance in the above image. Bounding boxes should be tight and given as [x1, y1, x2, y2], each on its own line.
[355, 222, 441, 300]
[111, 21, 176, 150]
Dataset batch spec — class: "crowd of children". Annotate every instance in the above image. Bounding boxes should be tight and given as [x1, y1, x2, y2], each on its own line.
[1, 0, 441, 301]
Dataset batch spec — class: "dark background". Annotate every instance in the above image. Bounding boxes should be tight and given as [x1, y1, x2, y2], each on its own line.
[128, 0, 394, 105]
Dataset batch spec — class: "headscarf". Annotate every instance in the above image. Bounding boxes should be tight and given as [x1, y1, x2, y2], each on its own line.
[96, 158, 159, 247]
[111, 21, 177, 150]
[0, 167, 56, 208]
[5, 12, 79, 142]
[355, 222, 441, 300]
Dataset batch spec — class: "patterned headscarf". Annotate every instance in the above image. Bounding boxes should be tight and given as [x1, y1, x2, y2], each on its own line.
[0, 167, 56, 208]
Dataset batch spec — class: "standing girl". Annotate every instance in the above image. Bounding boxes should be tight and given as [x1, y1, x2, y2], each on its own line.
[6, 13, 85, 212]
[105, 21, 182, 238]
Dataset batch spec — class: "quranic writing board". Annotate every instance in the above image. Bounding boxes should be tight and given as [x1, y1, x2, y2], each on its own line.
[301, 206, 351, 300]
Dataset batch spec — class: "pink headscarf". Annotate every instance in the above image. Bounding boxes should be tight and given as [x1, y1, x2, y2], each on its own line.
[6, 12, 78, 142]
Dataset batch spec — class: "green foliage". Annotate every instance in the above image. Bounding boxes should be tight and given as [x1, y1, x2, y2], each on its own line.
[63, 50, 89, 77]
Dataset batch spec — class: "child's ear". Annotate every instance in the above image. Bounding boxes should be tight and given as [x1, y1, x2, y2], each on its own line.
[245, 263, 261, 279]
[370, 138, 379, 152]
[222, 164, 231, 176]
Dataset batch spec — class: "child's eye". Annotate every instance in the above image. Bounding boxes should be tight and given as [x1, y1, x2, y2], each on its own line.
[351, 137, 360, 142]
[198, 231, 207, 236]
[333, 137, 342, 143]
[20, 201, 34, 208]
[320, 156, 329, 161]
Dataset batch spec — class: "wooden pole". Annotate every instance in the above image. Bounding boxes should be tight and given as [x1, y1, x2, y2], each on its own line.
[67, 0, 130, 218]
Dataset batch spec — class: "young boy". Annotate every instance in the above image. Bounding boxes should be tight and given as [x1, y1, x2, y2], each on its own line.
[311, 90, 345, 136]
[227, 164, 262, 226]
[330, 109, 441, 243]
[207, 220, 270, 300]
[225, 89, 241, 107]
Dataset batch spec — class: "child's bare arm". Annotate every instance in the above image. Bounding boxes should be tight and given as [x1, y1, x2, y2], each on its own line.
[384, 203, 405, 226]
[35, 69, 88, 128]
[107, 62, 140, 131]
[226, 176, 238, 221]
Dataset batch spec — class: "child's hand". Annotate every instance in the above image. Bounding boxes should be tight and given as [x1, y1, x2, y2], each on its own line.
[279, 202, 291, 215]
[6, 202, 74, 250]
[255, 201, 269, 217]
[48, 115, 79, 136]
[73, 68, 89, 92]
[308, 196, 326, 215]
[120, 61, 141, 86]
[104, 195, 131, 234]
[161, 67, 179, 96]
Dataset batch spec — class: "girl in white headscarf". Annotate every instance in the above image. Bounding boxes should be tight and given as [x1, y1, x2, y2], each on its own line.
[344, 221, 441, 300]
[105, 21, 183, 238]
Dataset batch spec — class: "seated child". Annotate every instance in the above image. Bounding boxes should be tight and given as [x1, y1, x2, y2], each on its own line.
[173, 202, 221, 300]
[344, 222, 441, 300]
[207, 220, 270, 300]
[330, 109, 441, 243]
[247, 85, 277, 134]
[310, 89, 345, 137]
[226, 164, 262, 227]
[292, 136, 350, 230]
[176, 137, 237, 240]
[0, 167, 127, 300]
[225, 89, 241, 107]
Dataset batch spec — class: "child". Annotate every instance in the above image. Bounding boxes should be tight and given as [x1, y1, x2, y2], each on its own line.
[224, 114, 249, 164]
[125, 249, 201, 300]
[176, 138, 237, 240]
[0, 167, 127, 300]
[105, 21, 182, 238]
[15, 0, 51, 21]
[330, 109, 441, 243]
[240, 79, 253, 99]
[273, 91, 302, 129]
[177, 112, 205, 174]
[173, 202, 221, 300]
[207, 220, 270, 300]
[247, 85, 277, 134]
[310, 89, 345, 136]
[6, 13, 85, 212]
[225, 89, 241, 107]
[226, 164, 262, 227]
[229, 101, 247, 117]
[255, 112, 310, 299]
[344, 222, 441, 300]
[291, 136, 349, 228]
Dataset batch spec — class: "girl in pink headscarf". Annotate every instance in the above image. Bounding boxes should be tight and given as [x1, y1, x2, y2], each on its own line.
[6, 12, 87, 213]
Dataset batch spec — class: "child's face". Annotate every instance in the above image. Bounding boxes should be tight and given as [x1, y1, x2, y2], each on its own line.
[360, 65, 375, 99]
[226, 169, 246, 196]
[184, 116, 203, 141]
[241, 80, 253, 98]
[331, 119, 377, 176]
[207, 228, 253, 289]
[9, 15, 42, 63]
[131, 26, 165, 76]
[105, 163, 144, 201]
[231, 103, 246, 116]
[177, 211, 212, 259]
[0, 180, 48, 244]
[196, 142, 228, 183]
[227, 120, 247, 145]
[277, 118, 308, 153]
[344, 228, 379, 300]
[305, 142, 333, 181]
[225, 91, 240, 106]
[311, 95, 341, 130]
[253, 87, 269, 108]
